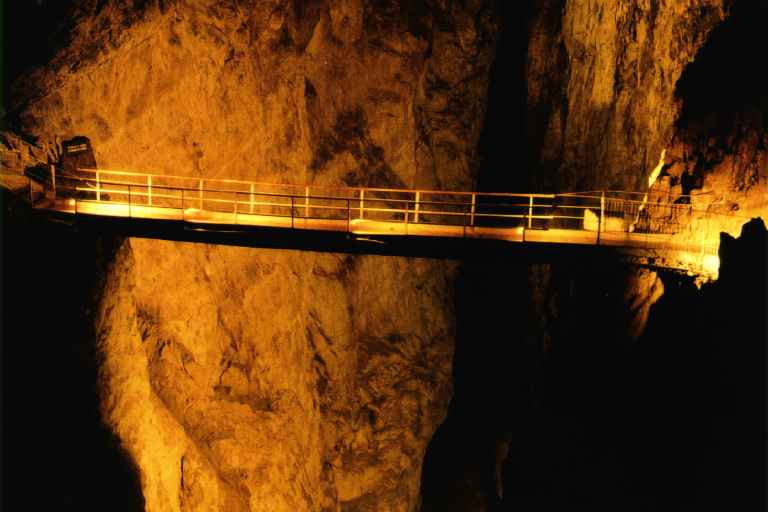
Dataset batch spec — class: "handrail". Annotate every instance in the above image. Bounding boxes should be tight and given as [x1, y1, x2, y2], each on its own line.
[57, 171, 749, 221]
[64, 174, 555, 208]
[558, 189, 713, 199]
[16, 168, 738, 273]
[76, 168, 556, 198]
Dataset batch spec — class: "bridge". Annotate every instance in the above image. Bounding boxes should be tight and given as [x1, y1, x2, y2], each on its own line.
[3, 166, 734, 278]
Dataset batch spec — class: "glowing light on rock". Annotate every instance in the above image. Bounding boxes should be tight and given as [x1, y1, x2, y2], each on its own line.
[630, 149, 667, 233]
[702, 254, 720, 275]
[647, 149, 666, 188]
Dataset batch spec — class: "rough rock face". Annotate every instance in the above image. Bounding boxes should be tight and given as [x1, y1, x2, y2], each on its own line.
[435, 3, 764, 508]
[526, 0, 766, 226]
[525, 0, 765, 312]
[526, 0, 730, 192]
[17, 0, 498, 191]
[97, 241, 457, 511]
[12, 1, 500, 510]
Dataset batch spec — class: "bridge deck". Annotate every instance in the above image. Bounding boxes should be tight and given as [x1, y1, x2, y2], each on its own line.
[6, 166, 737, 277]
[56, 198, 704, 253]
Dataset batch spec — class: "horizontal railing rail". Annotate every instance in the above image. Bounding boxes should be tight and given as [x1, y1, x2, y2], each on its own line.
[14, 167, 749, 271]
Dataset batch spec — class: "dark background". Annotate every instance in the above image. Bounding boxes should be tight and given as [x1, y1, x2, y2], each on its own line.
[2, 0, 78, 126]
[2, 3, 142, 509]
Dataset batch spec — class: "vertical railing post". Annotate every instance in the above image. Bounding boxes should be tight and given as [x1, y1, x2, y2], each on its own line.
[600, 191, 605, 232]
[147, 175, 152, 207]
[305, 185, 310, 218]
[50, 164, 57, 200]
[199, 179, 204, 210]
[414, 191, 420, 223]
[291, 196, 295, 229]
[347, 198, 351, 233]
[359, 189, 365, 220]
[249, 183, 255, 214]
[96, 170, 101, 201]
[181, 189, 185, 221]
[470, 193, 476, 227]
[463, 202, 468, 238]
[597, 191, 605, 245]
[528, 195, 533, 229]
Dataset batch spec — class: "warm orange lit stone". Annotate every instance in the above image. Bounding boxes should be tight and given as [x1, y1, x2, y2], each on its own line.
[9, 0, 767, 508]
[14, 3, 499, 510]
[97, 241, 459, 510]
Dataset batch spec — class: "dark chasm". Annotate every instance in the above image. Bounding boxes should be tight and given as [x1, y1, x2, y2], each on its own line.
[420, 2, 766, 511]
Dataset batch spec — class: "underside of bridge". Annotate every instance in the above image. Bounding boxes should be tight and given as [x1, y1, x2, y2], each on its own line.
[1, 1, 766, 511]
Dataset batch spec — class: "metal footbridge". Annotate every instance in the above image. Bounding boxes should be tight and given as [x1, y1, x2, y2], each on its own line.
[6, 166, 733, 277]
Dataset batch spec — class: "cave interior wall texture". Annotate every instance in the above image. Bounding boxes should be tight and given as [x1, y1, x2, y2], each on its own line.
[5, 0, 766, 510]
[12, 1, 500, 511]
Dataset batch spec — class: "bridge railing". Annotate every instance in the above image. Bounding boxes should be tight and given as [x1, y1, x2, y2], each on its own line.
[38, 168, 556, 231]
[20, 167, 745, 257]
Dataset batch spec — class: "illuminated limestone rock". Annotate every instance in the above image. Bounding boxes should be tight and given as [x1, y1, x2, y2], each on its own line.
[527, 0, 729, 191]
[526, 0, 765, 287]
[623, 268, 664, 340]
[14, 1, 499, 510]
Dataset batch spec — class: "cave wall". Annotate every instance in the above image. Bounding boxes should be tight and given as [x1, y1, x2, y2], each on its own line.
[516, 0, 766, 507]
[523, 0, 766, 310]
[421, 1, 766, 510]
[11, 1, 500, 510]
[6, 0, 766, 510]
[16, 0, 499, 191]
[527, 0, 729, 191]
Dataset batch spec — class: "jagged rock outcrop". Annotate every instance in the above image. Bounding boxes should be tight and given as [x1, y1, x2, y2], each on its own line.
[526, 0, 730, 192]
[12, 1, 500, 510]
[97, 240, 458, 511]
[421, 2, 765, 509]
[527, 0, 766, 237]
[526, 0, 765, 308]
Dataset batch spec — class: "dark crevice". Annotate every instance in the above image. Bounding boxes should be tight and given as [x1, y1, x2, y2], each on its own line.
[1, 192, 144, 510]
[675, 0, 768, 138]
[422, 1, 767, 510]
[475, 1, 535, 194]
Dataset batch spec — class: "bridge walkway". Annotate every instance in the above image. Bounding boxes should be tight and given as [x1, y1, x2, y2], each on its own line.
[4, 166, 735, 276]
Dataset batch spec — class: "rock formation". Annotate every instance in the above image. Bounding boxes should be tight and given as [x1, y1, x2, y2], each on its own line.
[10, 1, 499, 510]
[4, 0, 765, 510]
[422, 2, 765, 510]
